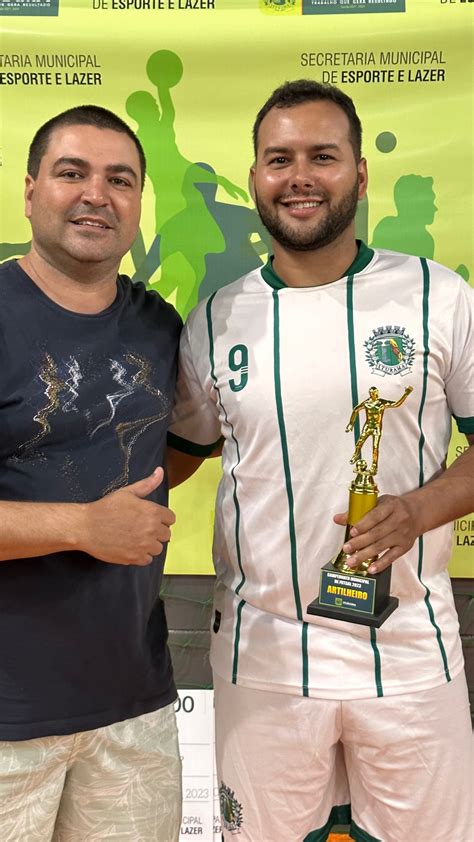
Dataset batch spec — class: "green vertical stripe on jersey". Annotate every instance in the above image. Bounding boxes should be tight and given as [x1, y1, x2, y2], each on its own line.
[416, 259, 451, 682]
[272, 290, 308, 695]
[369, 626, 382, 697]
[346, 274, 361, 443]
[206, 294, 246, 685]
[272, 290, 302, 617]
[232, 599, 246, 685]
[302, 622, 309, 697]
[346, 274, 383, 698]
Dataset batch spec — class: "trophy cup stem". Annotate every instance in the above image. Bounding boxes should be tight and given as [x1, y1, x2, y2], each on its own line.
[332, 464, 378, 575]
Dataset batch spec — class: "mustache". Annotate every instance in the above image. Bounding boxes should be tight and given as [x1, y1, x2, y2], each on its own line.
[277, 191, 328, 202]
[67, 206, 117, 227]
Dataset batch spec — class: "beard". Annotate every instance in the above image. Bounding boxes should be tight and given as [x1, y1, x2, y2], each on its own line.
[255, 179, 360, 252]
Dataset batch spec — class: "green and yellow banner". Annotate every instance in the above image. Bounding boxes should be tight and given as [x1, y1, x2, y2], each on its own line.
[1, 0, 472, 575]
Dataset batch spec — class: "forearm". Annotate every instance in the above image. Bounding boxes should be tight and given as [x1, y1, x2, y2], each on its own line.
[392, 390, 412, 408]
[337, 436, 474, 573]
[402, 440, 474, 535]
[0, 469, 176, 567]
[216, 175, 232, 190]
[0, 501, 86, 561]
[157, 86, 175, 128]
[346, 413, 356, 429]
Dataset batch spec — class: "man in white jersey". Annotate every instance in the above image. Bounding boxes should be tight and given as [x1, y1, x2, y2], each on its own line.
[167, 81, 474, 842]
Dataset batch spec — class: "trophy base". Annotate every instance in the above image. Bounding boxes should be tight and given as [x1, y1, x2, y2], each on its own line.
[307, 561, 399, 628]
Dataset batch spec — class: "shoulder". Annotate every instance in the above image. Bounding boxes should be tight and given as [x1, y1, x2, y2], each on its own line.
[371, 248, 469, 286]
[0, 260, 28, 308]
[419, 257, 473, 310]
[186, 268, 263, 331]
[0, 259, 21, 283]
[372, 216, 397, 233]
[118, 275, 183, 333]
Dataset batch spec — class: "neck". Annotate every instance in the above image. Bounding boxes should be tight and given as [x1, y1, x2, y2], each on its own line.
[19, 247, 120, 314]
[272, 228, 358, 288]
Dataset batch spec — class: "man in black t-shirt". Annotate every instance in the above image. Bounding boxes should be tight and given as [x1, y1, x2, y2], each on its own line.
[0, 106, 183, 840]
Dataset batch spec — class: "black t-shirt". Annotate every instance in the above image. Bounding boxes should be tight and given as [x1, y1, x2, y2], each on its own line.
[0, 260, 182, 740]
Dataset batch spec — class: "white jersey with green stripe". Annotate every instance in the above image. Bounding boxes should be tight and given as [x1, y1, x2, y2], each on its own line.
[169, 244, 474, 700]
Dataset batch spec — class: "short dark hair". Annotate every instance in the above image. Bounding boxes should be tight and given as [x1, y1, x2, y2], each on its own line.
[27, 105, 146, 189]
[253, 79, 362, 161]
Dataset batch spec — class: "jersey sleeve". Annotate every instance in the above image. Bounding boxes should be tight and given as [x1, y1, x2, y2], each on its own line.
[167, 311, 222, 456]
[445, 276, 474, 434]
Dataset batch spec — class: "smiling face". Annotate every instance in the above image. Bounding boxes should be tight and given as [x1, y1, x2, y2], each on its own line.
[251, 100, 367, 253]
[24, 124, 142, 276]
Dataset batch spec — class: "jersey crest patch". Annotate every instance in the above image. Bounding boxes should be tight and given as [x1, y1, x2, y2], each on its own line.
[220, 781, 243, 833]
[364, 325, 415, 376]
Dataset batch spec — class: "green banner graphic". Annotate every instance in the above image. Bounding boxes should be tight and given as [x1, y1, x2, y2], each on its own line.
[1, 0, 472, 575]
[302, 0, 406, 15]
[0, 0, 58, 15]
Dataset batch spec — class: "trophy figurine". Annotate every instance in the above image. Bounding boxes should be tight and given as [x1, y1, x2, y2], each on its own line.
[307, 385, 413, 627]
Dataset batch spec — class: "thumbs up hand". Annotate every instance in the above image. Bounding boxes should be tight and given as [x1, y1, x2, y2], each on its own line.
[80, 467, 176, 566]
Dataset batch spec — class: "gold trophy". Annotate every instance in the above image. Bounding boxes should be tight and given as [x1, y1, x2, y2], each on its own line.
[307, 385, 413, 627]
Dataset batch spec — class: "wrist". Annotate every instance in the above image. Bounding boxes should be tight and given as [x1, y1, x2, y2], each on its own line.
[401, 488, 430, 537]
[64, 503, 91, 552]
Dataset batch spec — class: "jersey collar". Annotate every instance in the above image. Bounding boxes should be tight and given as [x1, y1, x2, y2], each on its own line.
[261, 241, 375, 291]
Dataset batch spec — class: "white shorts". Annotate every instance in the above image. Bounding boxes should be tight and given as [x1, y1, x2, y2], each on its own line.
[214, 671, 472, 842]
[0, 703, 182, 841]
